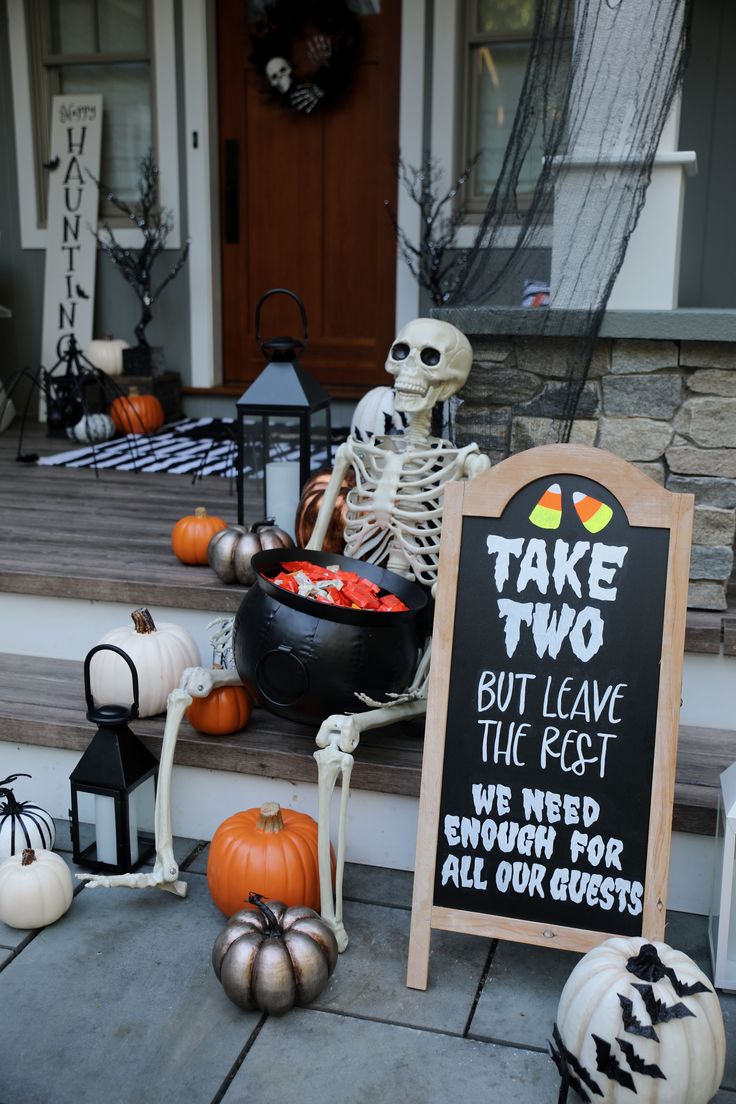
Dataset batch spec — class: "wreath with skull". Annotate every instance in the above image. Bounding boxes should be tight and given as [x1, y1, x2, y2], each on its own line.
[249, 0, 362, 116]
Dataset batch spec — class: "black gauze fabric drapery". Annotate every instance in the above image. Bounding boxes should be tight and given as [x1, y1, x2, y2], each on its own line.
[447, 0, 692, 442]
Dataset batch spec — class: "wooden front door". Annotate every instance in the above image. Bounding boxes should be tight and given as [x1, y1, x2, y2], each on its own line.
[217, 1, 401, 399]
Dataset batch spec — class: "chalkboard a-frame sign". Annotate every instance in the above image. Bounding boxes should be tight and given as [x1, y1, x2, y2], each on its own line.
[407, 444, 694, 991]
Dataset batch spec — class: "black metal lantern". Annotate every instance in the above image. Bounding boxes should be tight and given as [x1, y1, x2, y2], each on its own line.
[236, 288, 332, 533]
[69, 644, 158, 874]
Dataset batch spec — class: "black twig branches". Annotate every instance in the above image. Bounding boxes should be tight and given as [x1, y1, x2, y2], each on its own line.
[384, 151, 479, 307]
[90, 150, 190, 348]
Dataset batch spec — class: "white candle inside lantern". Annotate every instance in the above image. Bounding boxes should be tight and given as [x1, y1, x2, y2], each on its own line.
[128, 792, 139, 867]
[265, 460, 301, 533]
[94, 794, 117, 866]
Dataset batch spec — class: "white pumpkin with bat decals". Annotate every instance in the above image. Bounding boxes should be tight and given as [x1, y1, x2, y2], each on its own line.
[552, 937, 725, 1103]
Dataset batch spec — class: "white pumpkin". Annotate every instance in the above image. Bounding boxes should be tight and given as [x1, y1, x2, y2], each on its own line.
[84, 335, 129, 376]
[350, 385, 408, 441]
[90, 607, 201, 717]
[66, 413, 116, 444]
[0, 847, 73, 929]
[0, 773, 56, 861]
[553, 936, 726, 1104]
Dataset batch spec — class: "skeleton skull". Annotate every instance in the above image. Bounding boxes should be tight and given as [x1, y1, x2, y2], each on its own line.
[385, 318, 473, 414]
[266, 56, 292, 94]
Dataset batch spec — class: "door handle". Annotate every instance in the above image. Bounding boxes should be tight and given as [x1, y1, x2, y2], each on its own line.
[224, 139, 239, 244]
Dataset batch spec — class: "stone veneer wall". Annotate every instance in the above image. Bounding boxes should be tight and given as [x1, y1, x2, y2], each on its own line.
[455, 337, 736, 611]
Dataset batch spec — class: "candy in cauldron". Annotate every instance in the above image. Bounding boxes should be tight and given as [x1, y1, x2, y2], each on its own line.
[233, 548, 430, 725]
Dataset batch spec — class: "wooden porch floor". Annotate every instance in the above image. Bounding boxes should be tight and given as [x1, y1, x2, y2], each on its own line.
[0, 420, 733, 833]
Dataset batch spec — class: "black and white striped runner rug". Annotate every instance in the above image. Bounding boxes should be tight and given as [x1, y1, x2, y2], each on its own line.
[39, 418, 254, 479]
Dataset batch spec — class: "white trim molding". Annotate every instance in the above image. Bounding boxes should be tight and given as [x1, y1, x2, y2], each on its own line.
[395, 0, 425, 327]
[8, 0, 180, 250]
[182, 0, 221, 387]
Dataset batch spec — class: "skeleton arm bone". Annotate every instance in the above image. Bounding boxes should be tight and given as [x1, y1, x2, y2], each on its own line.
[307, 442, 353, 551]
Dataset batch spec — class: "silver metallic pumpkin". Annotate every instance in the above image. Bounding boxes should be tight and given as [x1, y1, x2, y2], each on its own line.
[66, 412, 116, 444]
[212, 893, 338, 1015]
[207, 519, 294, 586]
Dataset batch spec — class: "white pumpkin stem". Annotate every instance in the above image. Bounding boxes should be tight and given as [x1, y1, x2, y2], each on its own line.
[257, 802, 284, 833]
[21, 848, 36, 866]
[131, 608, 157, 634]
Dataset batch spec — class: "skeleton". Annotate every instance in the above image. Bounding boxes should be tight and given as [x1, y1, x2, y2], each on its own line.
[77, 320, 489, 949]
[265, 57, 292, 94]
[306, 319, 490, 948]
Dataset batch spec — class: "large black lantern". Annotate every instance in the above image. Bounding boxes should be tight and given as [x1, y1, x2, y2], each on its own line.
[236, 288, 332, 533]
[69, 644, 157, 873]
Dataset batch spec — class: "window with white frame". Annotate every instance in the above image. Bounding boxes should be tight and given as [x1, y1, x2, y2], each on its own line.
[26, 0, 154, 224]
[8, 0, 179, 248]
[460, 0, 569, 214]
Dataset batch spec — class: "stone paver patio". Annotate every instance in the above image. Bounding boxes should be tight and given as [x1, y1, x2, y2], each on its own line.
[0, 823, 733, 1104]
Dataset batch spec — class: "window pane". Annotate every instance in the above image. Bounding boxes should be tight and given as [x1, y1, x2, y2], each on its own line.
[49, 0, 147, 55]
[472, 43, 543, 196]
[58, 62, 151, 199]
[49, 0, 97, 53]
[98, 0, 148, 53]
[476, 0, 536, 35]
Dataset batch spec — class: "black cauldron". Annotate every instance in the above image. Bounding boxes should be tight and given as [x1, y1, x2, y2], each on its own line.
[233, 548, 430, 725]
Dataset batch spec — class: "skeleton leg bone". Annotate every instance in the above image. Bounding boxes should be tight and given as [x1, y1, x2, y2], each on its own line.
[75, 666, 240, 895]
[314, 697, 427, 951]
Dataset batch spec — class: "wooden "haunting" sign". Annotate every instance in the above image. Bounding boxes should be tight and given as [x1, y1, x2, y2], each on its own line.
[40, 94, 102, 379]
[407, 445, 693, 990]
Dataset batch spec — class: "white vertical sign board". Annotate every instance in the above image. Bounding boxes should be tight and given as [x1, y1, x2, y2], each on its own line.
[40, 95, 103, 388]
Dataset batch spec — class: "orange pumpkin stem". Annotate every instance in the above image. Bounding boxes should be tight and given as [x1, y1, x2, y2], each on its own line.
[21, 848, 36, 866]
[131, 607, 157, 634]
[256, 802, 284, 833]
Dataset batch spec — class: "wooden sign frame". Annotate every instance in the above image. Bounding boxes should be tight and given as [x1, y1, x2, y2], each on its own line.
[407, 444, 694, 990]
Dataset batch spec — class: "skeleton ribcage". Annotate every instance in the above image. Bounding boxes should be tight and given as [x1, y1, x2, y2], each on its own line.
[342, 440, 468, 586]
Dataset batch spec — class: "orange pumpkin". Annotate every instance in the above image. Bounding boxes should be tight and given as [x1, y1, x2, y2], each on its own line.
[207, 802, 333, 917]
[171, 507, 228, 565]
[110, 388, 165, 435]
[186, 682, 252, 735]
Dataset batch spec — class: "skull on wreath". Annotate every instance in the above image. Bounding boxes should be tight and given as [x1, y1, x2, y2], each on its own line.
[265, 57, 292, 94]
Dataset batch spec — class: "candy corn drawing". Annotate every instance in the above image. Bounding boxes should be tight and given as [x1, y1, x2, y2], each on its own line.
[573, 490, 613, 533]
[529, 483, 562, 529]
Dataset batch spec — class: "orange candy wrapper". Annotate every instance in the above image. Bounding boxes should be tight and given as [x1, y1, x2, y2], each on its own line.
[271, 562, 409, 612]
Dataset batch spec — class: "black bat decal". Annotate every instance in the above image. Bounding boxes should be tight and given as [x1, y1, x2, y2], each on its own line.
[666, 971, 711, 998]
[632, 983, 696, 1024]
[616, 1037, 666, 1080]
[75, 284, 90, 300]
[549, 1024, 603, 1101]
[592, 1035, 636, 1091]
[43, 156, 60, 171]
[618, 993, 659, 1041]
